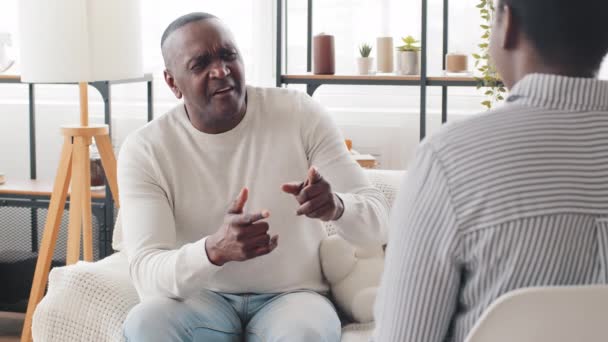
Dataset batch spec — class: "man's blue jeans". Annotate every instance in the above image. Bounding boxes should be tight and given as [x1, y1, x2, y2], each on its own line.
[123, 289, 341, 342]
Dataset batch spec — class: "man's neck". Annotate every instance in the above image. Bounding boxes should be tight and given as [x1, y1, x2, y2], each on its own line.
[185, 96, 248, 134]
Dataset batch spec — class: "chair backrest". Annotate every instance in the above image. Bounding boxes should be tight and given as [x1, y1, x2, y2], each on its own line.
[465, 285, 608, 342]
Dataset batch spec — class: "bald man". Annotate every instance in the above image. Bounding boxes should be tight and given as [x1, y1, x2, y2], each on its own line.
[119, 12, 389, 342]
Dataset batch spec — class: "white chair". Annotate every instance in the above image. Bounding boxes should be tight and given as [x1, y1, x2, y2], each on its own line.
[465, 285, 608, 342]
[32, 169, 404, 342]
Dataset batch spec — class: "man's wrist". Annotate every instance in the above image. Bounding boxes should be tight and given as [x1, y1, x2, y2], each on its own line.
[205, 237, 224, 266]
[332, 193, 345, 221]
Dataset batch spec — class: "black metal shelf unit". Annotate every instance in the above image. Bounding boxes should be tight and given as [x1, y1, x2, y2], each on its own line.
[0, 74, 154, 259]
[275, 0, 477, 140]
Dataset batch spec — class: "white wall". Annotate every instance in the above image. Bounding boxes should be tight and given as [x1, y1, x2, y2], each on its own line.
[0, 83, 153, 181]
[0, 81, 487, 183]
[1, 64, 607, 181]
[1, 0, 608, 181]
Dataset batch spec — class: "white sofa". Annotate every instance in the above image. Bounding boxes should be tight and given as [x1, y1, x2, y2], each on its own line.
[31, 169, 404, 342]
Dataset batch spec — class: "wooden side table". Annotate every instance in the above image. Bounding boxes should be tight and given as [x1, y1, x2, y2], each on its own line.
[0, 179, 109, 258]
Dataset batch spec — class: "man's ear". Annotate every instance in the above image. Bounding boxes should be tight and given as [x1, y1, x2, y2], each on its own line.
[164, 69, 182, 99]
[500, 4, 519, 50]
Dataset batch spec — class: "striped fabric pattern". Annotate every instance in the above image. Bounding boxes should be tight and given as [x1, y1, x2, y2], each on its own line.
[373, 73, 608, 342]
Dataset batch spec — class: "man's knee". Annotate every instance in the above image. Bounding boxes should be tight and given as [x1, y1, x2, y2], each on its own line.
[124, 294, 243, 342]
[123, 298, 186, 341]
[256, 325, 340, 342]
[262, 318, 341, 342]
[251, 291, 342, 342]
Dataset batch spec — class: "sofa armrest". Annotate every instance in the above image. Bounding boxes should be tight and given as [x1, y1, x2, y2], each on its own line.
[341, 322, 375, 342]
[323, 169, 404, 237]
[32, 252, 138, 342]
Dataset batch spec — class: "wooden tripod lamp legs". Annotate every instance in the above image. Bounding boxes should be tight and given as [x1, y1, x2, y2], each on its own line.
[95, 134, 120, 207]
[20, 125, 119, 342]
[20, 137, 73, 342]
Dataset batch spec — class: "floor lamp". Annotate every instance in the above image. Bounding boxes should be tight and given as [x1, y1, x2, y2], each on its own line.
[17, 0, 143, 340]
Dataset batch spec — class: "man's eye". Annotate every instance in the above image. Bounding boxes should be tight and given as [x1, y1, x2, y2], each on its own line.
[223, 52, 237, 61]
[191, 63, 205, 71]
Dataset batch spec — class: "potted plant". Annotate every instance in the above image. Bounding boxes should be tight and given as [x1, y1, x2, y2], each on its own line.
[395, 36, 420, 75]
[473, 0, 506, 109]
[357, 43, 373, 75]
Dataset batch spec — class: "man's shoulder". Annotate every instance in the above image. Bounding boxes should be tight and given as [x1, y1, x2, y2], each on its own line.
[248, 85, 317, 117]
[249, 85, 304, 101]
[120, 104, 184, 153]
[139, 103, 183, 134]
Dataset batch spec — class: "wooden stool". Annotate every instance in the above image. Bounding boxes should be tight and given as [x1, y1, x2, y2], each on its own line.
[21, 84, 120, 342]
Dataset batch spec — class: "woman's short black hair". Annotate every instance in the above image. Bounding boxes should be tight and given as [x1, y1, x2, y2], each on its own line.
[498, 0, 608, 72]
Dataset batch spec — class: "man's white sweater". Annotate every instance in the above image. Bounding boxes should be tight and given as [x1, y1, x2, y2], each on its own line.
[118, 86, 388, 299]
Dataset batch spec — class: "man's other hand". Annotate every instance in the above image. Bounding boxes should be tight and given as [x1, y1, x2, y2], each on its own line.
[281, 166, 344, 222]
[205, 187, 279, 266]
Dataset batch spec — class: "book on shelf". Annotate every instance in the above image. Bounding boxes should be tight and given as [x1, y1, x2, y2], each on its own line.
[352, 153, 378, 169]
[345, 139, 378, 169]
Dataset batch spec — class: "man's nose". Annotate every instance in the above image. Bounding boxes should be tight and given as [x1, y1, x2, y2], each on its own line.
[209, 60, 231, 79]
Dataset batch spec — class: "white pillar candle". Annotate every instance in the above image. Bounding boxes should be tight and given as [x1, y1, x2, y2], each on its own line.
[376, 37, 394, 73]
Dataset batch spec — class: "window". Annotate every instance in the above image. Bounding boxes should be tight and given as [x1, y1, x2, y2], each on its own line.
[284, 0, 501, 167]
[1, 1, 607, 172]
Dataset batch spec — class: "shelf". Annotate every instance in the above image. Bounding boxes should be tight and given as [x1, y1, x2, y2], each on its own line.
[428, 76, 482, 86]
[275, 0, 496, 139]
[0, 73, 154, 85]
[0, 73, 152, 241]
[0, 74, 20, 80]
[283, 74, 422, 81]
[0, 179, 105, 199]
[0, 74, 21, 83]
[281, 74, 479, 87]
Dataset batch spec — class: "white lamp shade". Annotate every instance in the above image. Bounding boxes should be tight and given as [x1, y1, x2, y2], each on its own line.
[18, 0, 143, 83]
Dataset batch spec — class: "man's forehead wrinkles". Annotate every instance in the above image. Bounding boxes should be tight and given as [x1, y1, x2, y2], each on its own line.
[182, 42, 234, 60]
[162, 19, 239, 70]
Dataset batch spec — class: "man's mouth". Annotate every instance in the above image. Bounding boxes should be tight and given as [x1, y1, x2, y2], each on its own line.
[212, 86, 235, 97]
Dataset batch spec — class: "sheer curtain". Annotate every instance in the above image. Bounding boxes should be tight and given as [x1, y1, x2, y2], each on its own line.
[0, 0, 277, 179]
[1, 1, 607, 173]
[139, 1, 277, 100]
[285, 0, 496, 168]
[0, 0, 277, 102]
[284, 0, 608, 168]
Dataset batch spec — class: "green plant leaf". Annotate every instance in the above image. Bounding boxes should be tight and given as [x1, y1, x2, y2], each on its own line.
[359, 43, 372, 57]
[476, 0, 503, 108]
[396, 35, 421, 52]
